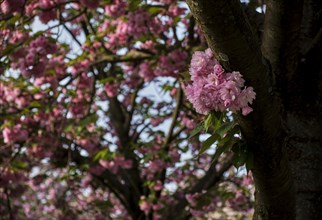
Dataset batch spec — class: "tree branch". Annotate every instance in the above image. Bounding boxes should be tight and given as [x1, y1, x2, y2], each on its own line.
[167, 155, 233, 219]
[302, 27, 322, 55]
[93, 173, 133, 215]
[93, 52, 152, 66]
[125, 81, 144, 134]
[300, 0, 322, 53]
[154, 87, 183, 209]
[57, 139, 138, 217]
[108, 95, 143, 218]
[163, 87, 183, 148]
[5, 188, 13, 220]
[261, 0, 304, 97]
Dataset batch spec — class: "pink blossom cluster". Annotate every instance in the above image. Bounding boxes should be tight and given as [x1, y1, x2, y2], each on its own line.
[185, 191, 218, 217]
[139, 195, 163, 219]
[105, 0, 127, 17]
[0, 29, 28, 55]
[99, 156, 133, 174]
[8, 30, 28, 45]
[181, 116, 196, 130]
[104, 82, 118, 97]
[21, 169, 130, 220]
[139, 62, 155, 81]
[102, 10, 165, 49]
[136, 49, 188, 82]
[76, 137, 100, 155]
[11, 36, 57, 77]
[168, 4, 186, 17]
[1, 107, 64, 157]
[70, 73, 93, 117]
[2, 124, 28, 144]
[155, 50, 188, 77]
[0, 169, 27, 199]
[0, 0, 25, 14]
[141, 158, 168, 180]
[33, 56, 66, 88]
[0, 83, 30, 109]
[26, 135, 58, 159]
[185, 48, 256, 115]
[127, 10, 151, 38]
[37, 0, 61, 22]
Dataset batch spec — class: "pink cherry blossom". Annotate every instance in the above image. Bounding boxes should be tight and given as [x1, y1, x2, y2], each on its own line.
[104, 83, 118, 97]
[139, 198, 151, 212]
[3, 124, 28, 144]
[105, 0, 127, 17]
[0, 0, 25, 14]
[185, 48, 256, 115]
[139, 62, 155, 82]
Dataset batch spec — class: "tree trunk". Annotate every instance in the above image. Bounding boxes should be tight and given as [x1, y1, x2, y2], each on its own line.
[286, 112, 322, 220]
[186, 0, 322, 219]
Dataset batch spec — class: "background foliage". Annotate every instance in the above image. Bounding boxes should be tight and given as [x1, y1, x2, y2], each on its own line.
[0, 0, 262, 219]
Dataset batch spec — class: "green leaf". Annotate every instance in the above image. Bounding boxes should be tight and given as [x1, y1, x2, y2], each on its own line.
[11, 160, 28, 170]
[33, 31, 45, 38]
[232, 143, 248, 169]
[204, 112, 218, 132]
[147, 6, 163, 15]
[29, 101, 42, 108]
[64, 123, 73, 132]
[178, 71, 190, 80]
[128, 0, 141, 11]
[0, 44, 16, 57]
[79, 114, 98, 127]
[198, 133, 220, 156]
[216, 121, 235, 138]
[188, 122, 204, 139]
[204, 114, 212, 131]
[213, 112, 223, 130]
[94, 200, 112, 210]
[99, 76, 115, 85]
[161, 85, 173, 94]
[93, 149, 109, 161]
[0, 120, 13, 129]
[173, 16, 181, 25]
[30, 87, 42, 94]
[212, 137, 239, 163]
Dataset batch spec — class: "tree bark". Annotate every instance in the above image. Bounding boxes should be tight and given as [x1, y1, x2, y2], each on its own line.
[286, 111, 322, 220]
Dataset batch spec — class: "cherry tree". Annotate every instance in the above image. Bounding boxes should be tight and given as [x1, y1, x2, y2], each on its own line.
[2, 0, 319, 219]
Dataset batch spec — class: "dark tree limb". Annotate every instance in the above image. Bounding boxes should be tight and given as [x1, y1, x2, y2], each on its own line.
[303, 28, 322, 55]
[154, 87, 183, 210]
[125, 81, 144, 135]
[57, 139, 142, 219]
[261, 0, 304, 100]
[300, 0, 322, 53]
[185, 1, 295, 219]
[242, 3, 264, 43]
[107, 89, 143, 219]
[5, 188, 13, 220]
